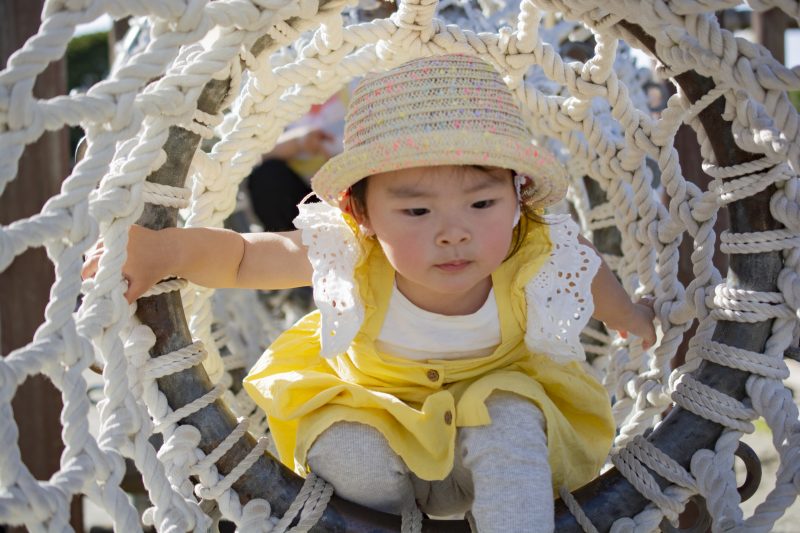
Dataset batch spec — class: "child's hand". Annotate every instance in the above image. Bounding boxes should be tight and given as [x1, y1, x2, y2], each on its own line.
[269, 128, 335, 160]
[613, 297, 657, 349]
[82, 225, 174, 304]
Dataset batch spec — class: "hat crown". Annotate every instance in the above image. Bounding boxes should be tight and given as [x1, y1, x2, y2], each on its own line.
[311, 54, 568, 209]
[344, 55, 532, 150]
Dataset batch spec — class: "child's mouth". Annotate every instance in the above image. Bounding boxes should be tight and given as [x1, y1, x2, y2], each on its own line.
[435, 260, 470, 272]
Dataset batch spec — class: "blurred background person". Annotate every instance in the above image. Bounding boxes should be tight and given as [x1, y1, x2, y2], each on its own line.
[246, 88, 348, 231]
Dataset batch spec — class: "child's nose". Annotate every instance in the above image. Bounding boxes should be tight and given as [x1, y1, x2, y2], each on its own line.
[436, 225, 470, 246]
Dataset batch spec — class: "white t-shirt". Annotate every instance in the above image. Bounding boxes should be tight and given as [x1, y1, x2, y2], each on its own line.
[375, 284, 501, 360]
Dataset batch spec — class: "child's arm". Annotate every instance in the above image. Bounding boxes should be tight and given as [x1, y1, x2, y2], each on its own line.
[82, 225, 312, 303]
[579, 236, 657, 348]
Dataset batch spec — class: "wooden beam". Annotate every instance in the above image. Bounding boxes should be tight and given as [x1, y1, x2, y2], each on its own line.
[753, 9, 790, 66]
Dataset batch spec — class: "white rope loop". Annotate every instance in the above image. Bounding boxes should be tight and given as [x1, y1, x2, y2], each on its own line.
[142, 181, 192, 209]
[709, 161, 792, 205]
[720, 228, 800, 254]
[141, 277, 189, 298]
[627, 436, 697, 492]
[558, 486, 600, 533]
[194, 436, 269, 500]
[611, 445, 688, 522]
[154, 382, 226, 434]
[400, 505, 423, 533]
[144, 341, 207, 380]
[672, 374, 757, 433]
[192, 417, 250, 478]
[271, 473, 334, 533]
[710, 285, 795, 323]
[690, 339, 790, 380]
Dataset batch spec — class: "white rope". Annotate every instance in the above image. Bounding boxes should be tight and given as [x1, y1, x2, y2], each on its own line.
[194, 436, 269, 500]
[192, 419, 251, 479]
[401, 505, 424, 533]
[710, 285, 795, 323]
[558, 486, 600, 533]
[144, 341, 207, 380]
[672, 374, 757, 433]
[271, 473, 334, 533]
[720, 228, 800, 254]
[141, 277, 189, 298]
[1, 0, 799, 531]
[612, 446, 688, 522]
[691, 339, 790, 379]
[153, 382, 226, 434]
[142, 181, 191, 209]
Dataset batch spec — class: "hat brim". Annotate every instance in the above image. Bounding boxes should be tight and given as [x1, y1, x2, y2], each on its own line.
[312, 130, 568, 209]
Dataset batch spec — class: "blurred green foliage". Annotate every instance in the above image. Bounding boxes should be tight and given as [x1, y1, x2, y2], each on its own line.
[67, 31, 109, 90]
[790, 91, 800, 111]
[66, 32, 109, 158]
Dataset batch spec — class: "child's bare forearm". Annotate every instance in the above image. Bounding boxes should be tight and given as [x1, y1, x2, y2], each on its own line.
[235, 230, 313, 289]
[168, 227, 312, 290]
[579, 236, 656, 346]
[589, 258, 634, 330]
[166, 226, 246, 288]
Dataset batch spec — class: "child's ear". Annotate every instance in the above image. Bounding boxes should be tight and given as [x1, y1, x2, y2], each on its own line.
[338, 194, 374, 236]
[354, 210, 374, 237]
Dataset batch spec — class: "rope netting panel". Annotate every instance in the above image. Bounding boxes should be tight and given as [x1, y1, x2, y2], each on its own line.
[1, 0, 799, 531]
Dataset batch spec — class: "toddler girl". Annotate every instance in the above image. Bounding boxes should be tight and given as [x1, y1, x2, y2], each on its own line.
[83, 54, 655, 532]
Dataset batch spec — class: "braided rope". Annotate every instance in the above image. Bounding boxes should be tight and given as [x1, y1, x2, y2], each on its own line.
[194, 436, 269, 500]
[271, 473, 334, 533]
[143, 341, 206, 380]
[612, 445, 688, 522]
[153, 383, 226, 434]
[142, 182, 192, 209]
[673, 373, 757, 433]
[141, 278, 188, 298]
[1, 0, 799, 531]
[558, 486, 600, 533]
[401, 505, 424, 533]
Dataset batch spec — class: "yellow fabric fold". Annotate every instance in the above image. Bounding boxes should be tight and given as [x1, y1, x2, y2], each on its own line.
[243, 217, 615, 490]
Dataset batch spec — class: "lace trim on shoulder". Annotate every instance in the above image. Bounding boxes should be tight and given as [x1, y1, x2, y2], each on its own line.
[294, 202, 364, 358]
[525, 215, 600, 364]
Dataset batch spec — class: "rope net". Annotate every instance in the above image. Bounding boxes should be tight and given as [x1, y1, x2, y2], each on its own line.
[1, 0, 799, 531]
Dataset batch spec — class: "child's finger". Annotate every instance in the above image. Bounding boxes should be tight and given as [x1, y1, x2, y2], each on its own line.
[81, 251, 101, 280]
[81, 239, 106, 279]
[123, 282, 136, 304]
[123, 275, 147, 305]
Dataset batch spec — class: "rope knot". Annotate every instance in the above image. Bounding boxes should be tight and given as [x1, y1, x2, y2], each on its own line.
[394, 0, 438, 39]
[240, 499, 273, 532]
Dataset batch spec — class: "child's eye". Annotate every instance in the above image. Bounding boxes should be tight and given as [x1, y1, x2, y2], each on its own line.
[403, 208, 429, 217]
[472, 199, 496, 209]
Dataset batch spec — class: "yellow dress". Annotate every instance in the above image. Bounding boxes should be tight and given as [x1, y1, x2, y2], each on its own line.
[244, 218, 615, 493]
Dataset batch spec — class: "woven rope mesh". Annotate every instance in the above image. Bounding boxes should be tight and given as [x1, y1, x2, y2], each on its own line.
[1, 0, 799, 531]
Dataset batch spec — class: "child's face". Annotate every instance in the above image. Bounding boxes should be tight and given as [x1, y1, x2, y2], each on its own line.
[359, 165, 517, 315]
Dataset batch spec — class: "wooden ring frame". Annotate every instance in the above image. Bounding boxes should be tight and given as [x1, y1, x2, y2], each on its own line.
[133, 21, 783, 533]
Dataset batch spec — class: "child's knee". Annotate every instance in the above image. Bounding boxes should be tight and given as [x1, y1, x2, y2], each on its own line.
[485, 391, 545, 428]
[460, 391, 548, 464]
[307, 422, 414, 514]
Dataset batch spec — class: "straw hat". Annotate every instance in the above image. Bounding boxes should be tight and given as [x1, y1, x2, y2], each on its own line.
[311, 54, 567, 209]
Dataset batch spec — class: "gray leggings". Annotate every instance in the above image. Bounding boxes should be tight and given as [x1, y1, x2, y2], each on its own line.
[307, 392, 553, 533]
